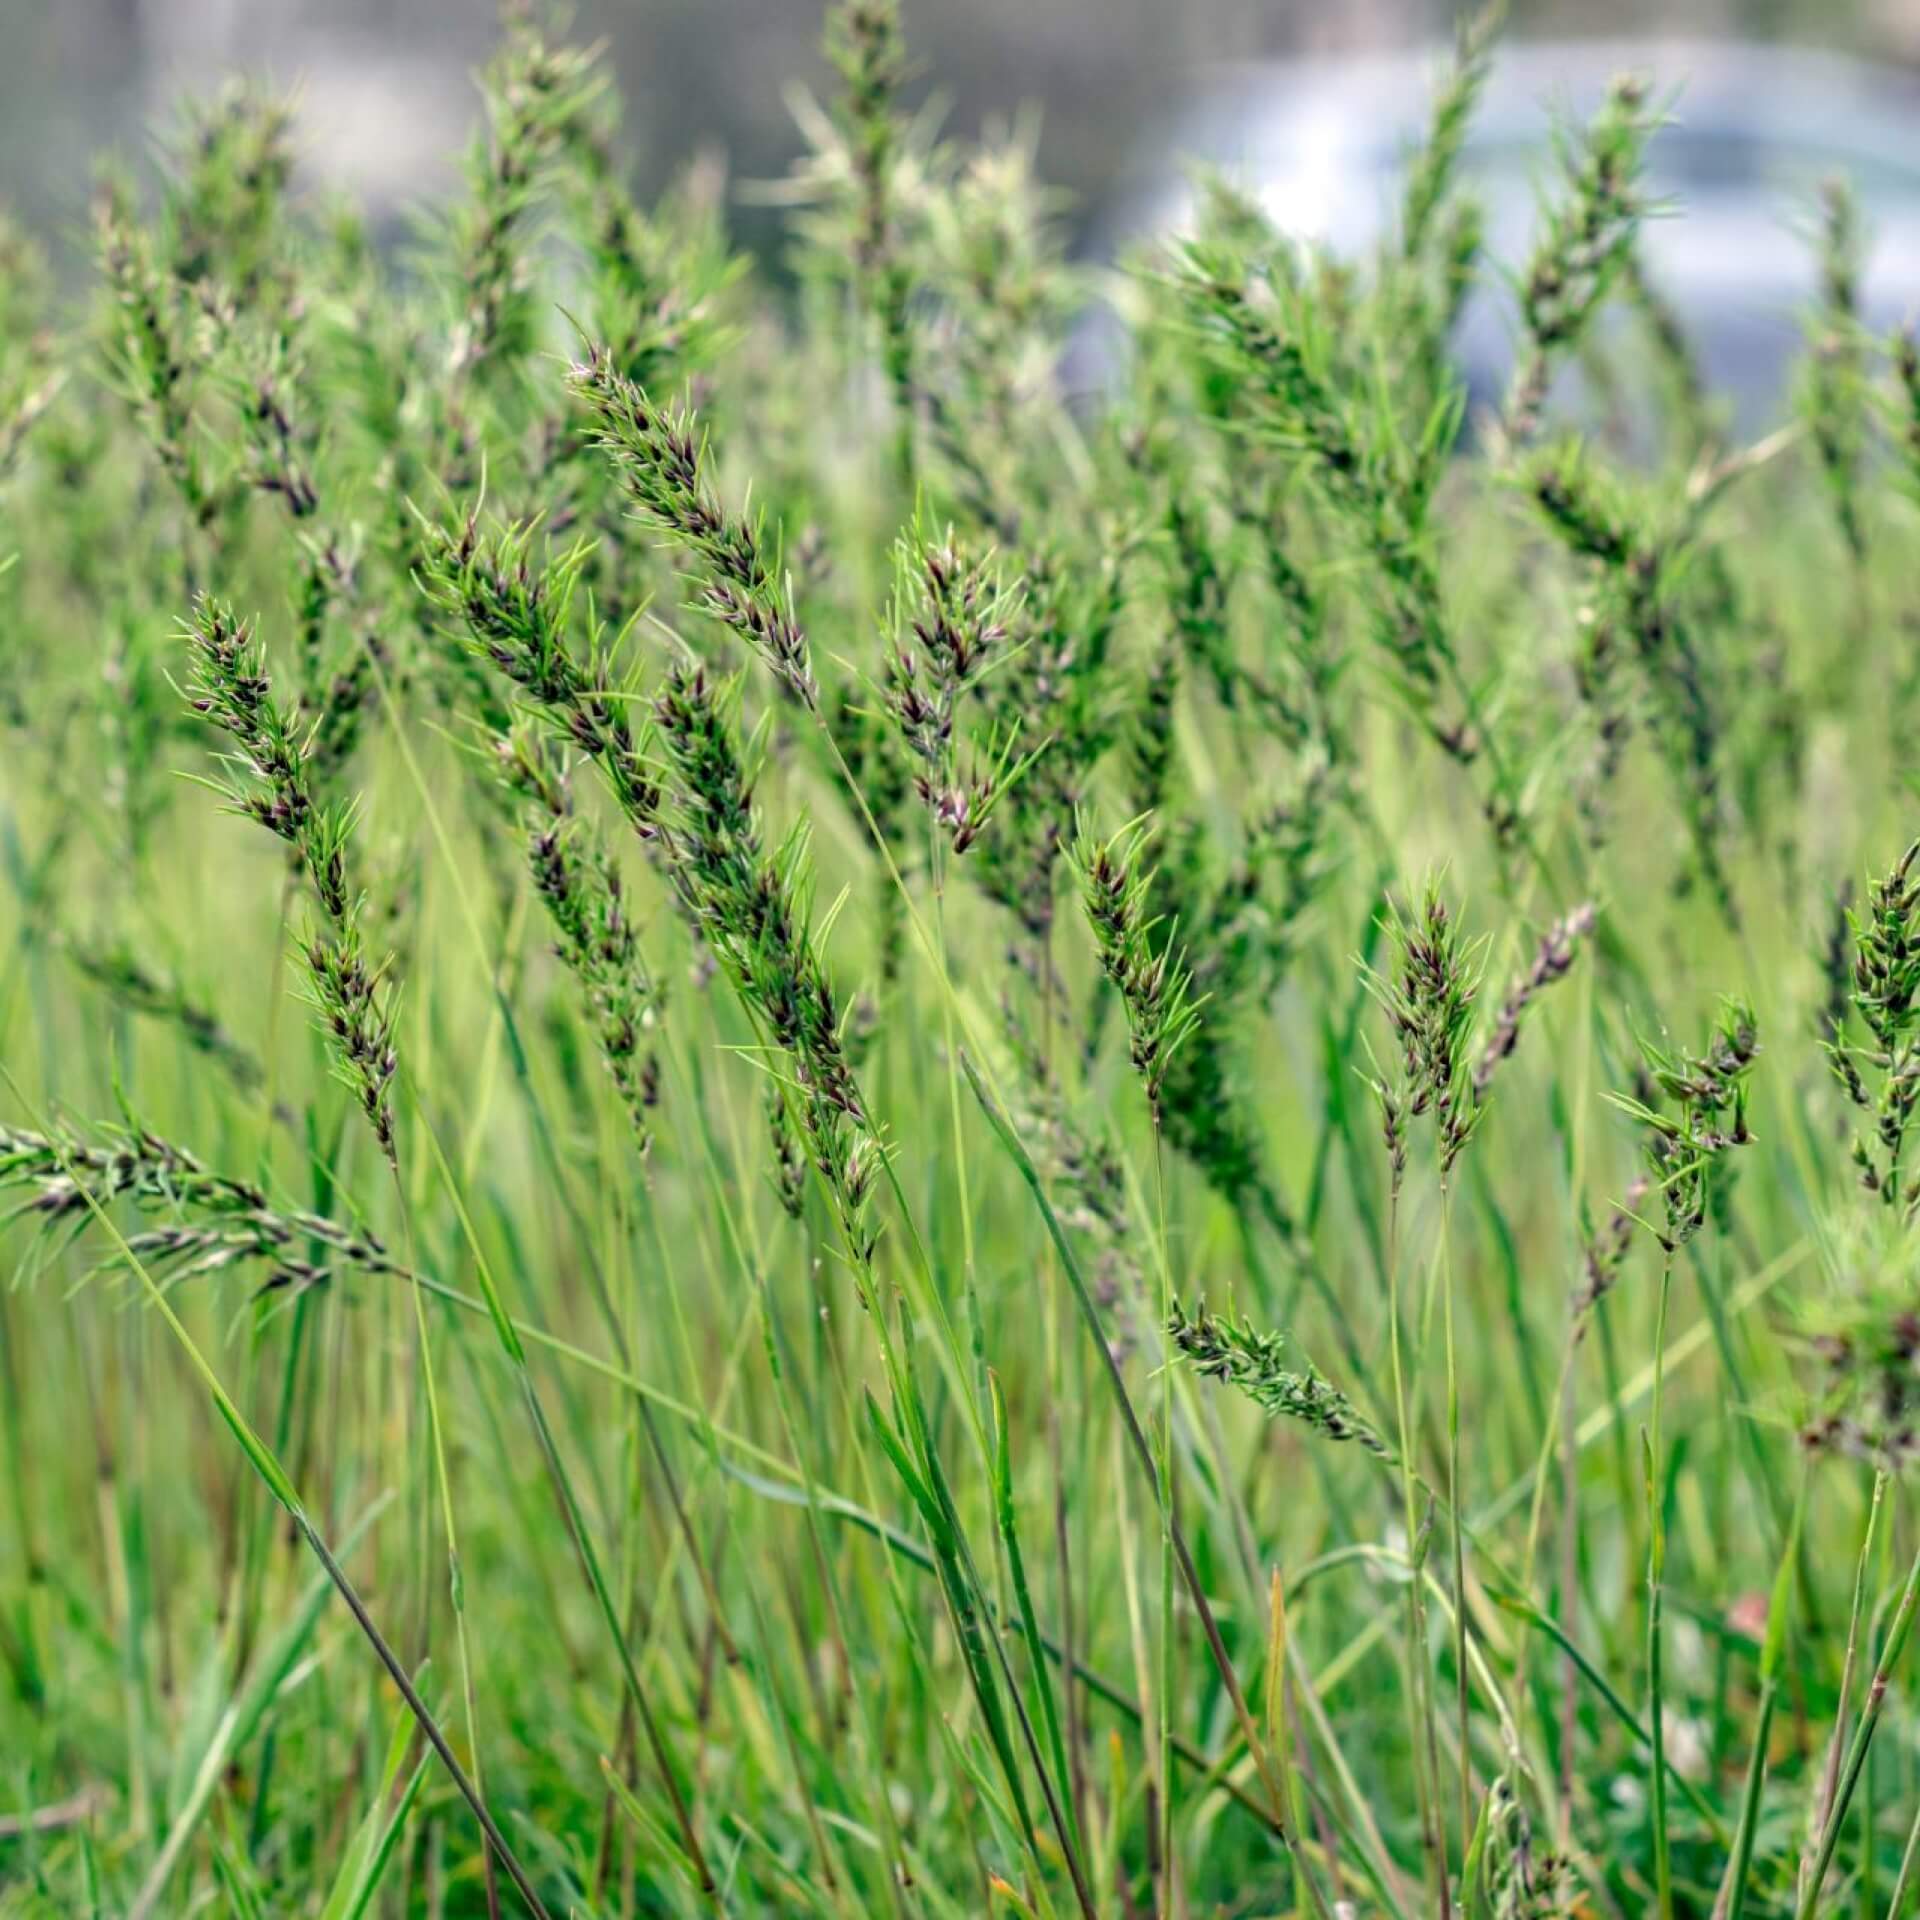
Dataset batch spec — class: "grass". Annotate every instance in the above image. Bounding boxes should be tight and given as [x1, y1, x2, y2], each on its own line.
[4, 4, 1920, 1914]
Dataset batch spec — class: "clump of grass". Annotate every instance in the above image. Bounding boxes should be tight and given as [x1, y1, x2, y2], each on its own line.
[165, 81, 297, 304]
[1390, 2, 1501, 396]
[968, 536, 1131, 965]
[1365, 877, 1490, 1884]
[1571, 1176, 1648, 1324]
[1802, 1293, 1920, 1470]
[1064, 818, 1329, 1916]
[1177, 245, 1474, 753]
[1481, 1772, 1580, 1917]
[1398, 5, 1502, 269]
[94, 179, 222, 534]
[1892, 324, 1920, 492]
[18, 10, 1920, 1917]
[1618, 998, 1760, 1248]
[420, 514, 666, 835]
[0, 215, 62, 481]
[446, 22, 605, 380]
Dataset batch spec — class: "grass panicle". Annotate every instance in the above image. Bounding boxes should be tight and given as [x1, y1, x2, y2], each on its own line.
[183, 596, 399, 1161]
[1069, 817, 1205, 1125]
[1168, 1299, 1390, 1458]
[568, 347, 818, 706]
[1504, 71, 1660, 442]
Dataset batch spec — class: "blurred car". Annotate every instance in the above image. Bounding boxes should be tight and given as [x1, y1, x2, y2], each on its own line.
[1080, 39, 1920, 421]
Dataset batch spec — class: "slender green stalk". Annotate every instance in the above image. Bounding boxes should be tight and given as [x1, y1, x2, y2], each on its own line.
[1647, 1247, 1676, 1920]
[1441, 1181, 1473, 1873]
[1888, 1800, 1920, 1919]
[1387, 1180, 1444, 1905]
[1800, 1533, 1920, 1920]
[1151, 1128, 1177, 1918]
[987, 1370, 1082, 1875]
[1723, 1479, 1803, 1920]
[1804, 1470, 1889, 1906]
[392, 1176, 501, 1920]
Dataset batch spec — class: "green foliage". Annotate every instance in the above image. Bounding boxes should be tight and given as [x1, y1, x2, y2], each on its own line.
[10, 9, 1920, 1918]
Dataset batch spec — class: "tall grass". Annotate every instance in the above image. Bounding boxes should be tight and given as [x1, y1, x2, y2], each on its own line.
[4, 8, 1920, 1917]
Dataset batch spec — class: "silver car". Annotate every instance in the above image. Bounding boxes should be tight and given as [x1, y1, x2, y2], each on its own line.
[1088, 39, 1920, 418]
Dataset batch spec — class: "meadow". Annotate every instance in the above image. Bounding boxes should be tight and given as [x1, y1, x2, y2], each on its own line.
[3, 6, 1920, 1914]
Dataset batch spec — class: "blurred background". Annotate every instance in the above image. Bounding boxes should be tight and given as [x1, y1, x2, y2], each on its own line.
[6, 0, 1920, 266]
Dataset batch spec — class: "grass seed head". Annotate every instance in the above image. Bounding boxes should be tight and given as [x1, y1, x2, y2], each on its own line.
[1168, 1299, 1390, 1458]
[1616, 998, 1760, 1250]
[1070, 818, 1204, 1124]
[1827, 838, 1920, 1209]
[569, 347, 817, 707]
[1367, 877, 1486, 1178]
